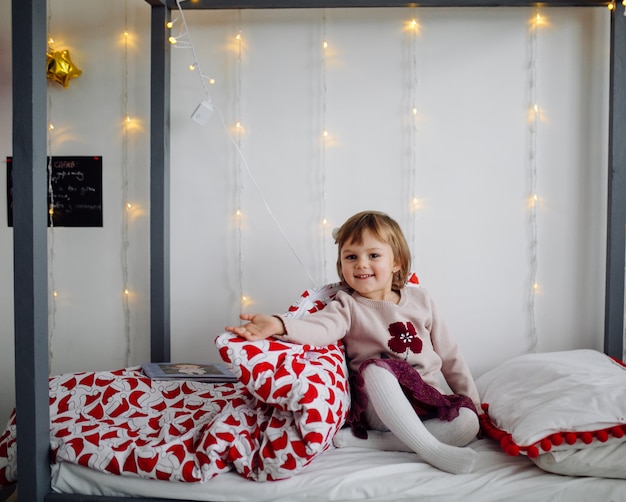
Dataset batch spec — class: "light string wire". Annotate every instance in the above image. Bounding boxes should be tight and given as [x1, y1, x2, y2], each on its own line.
[320, 9, 329, 284]
[408, 10, 419, 265]
[235, 10, 245, 314]
[171, 1, 319, 289]
[46, 0, 56, 372]
[527, 8, 540, 353]
[121, 4, 132, 366]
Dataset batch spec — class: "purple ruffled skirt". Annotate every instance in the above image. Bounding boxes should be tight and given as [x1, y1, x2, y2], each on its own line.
[346, 358, 477, 439]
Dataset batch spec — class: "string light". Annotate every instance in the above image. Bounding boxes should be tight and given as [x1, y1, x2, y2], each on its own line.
[236, 11, 245, 317]
[121, 4, 132, 366]
[320, 9, 330, 283]
[407, 8, 420, 261]
[527, 7, 542, 353]
[47, 9, 56, 373]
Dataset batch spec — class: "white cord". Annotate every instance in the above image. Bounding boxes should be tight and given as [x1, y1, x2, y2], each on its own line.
[172, 3, 319, 289]
[215, 106, 319, 288]
[121, 3, 132, 366]
[408, 9, 419, 267]
[320, 9, 329, 284]
[527, 8, 539, 354]
[47, 0, 56, 374]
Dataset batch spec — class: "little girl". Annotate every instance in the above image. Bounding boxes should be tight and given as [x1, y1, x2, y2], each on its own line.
[226, 211, 481, 474]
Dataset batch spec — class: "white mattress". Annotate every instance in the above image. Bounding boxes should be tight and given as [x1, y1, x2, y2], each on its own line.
[51, 439, 626, 501]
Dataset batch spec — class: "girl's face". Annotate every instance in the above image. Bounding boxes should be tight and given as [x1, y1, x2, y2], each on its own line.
[339, 229, 400, 302]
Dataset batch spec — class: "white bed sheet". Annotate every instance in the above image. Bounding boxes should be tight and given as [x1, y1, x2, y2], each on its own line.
[51, 439, 626, 501]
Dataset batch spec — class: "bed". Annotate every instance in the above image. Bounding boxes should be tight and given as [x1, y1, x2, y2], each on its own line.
[7, 0, 626, 501]
[3, 280, 626, 501]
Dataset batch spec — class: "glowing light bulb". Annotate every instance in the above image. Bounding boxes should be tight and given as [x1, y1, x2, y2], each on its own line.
[126, 202, 132, 209]
[236, 209, 242, 216]
[53, 291, 58, 298]
[126, 115, 131, 123]
[534, 104, 539, 112]
[236, 33, 242, 41]
[236, 121, 242, 129]
[124, 289, 130, 296]
[48, 37, 54, 45]
[209, 78, 215, 85]
[322, 129, 329, 137]
[411, 19, 417, 29]
[48, 207, 54, 215]
[411, 197, 422, 211]
[608, 2, 615, 10]
[412, 107, 418, 116]
[166, 21, 174, 29]
[124, 31, 129, 38]
[322, 218, 327, 225]
[168, 36, 177, 45]
[189, 63, 197, 71]
[533, 283, 539, 290]
[48, 123, 55, 131]
[322, 41, 328, 49]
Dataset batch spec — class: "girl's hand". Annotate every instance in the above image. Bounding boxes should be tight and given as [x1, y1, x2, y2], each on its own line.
[225, 313, 285, 341]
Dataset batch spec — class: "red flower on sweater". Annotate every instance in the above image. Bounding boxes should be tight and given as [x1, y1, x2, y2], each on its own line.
[387, 321, 422, 356]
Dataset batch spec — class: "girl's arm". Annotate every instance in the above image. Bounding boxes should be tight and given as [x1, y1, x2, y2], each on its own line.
[226, 290, 352, 346]
[225, 313, 285, 341]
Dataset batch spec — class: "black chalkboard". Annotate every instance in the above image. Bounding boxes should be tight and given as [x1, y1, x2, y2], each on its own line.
[7, 156, 103, 227]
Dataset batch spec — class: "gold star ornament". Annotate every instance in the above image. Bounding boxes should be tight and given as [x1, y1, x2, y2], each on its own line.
[46, 49, 82, 87]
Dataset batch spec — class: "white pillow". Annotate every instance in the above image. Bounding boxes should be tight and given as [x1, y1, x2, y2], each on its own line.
[476, 349, 626, 458]
[531, 441, 626, 479]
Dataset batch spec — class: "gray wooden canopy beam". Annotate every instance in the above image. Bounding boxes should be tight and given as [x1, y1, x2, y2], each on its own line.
[606, 2, 626, 360]
[148, 0, 172, 363]
[11, 0, 51, 500]
[169, 0, 610, 9]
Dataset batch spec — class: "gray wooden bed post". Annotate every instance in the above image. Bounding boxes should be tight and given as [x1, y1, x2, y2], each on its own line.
[148, 0, 172, 363]
[11, 0, 51, 500]
[606, 1, 626, 361]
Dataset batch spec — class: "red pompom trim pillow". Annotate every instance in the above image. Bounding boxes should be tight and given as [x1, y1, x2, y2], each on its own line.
[476, 349, 626, 458]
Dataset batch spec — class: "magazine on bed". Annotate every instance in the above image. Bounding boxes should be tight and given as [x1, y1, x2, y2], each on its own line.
[142, 362, 238, 382]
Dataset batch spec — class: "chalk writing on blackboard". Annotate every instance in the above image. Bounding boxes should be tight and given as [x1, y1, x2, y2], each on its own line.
[6, 156, 103, 227]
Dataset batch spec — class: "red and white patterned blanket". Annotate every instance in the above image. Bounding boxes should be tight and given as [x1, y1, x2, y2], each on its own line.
[0, 335, 350, 484]
[0, 281, 356, 485]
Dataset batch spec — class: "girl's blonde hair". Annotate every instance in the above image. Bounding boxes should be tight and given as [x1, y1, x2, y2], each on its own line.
[334, 211, 411, 290]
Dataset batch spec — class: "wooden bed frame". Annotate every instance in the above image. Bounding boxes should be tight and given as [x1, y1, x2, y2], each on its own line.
[8, 0, 625, 500]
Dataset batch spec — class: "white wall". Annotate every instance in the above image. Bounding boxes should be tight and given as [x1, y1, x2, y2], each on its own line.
[0, 4, 610, 428]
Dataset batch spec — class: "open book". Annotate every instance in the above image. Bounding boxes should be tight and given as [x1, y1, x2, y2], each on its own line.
[142, 362, 238, 383]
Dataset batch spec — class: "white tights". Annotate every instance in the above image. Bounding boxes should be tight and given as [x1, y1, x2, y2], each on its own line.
[333, 363, 479, 474]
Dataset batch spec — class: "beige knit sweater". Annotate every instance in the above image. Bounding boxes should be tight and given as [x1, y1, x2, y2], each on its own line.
[277, 287, 481, 410]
